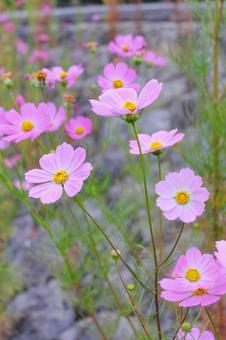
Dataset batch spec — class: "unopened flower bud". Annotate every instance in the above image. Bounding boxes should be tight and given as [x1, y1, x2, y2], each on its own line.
[125, 114, 139, 124]
[16, 95, 25, 107]
[127, 283, 135, 291]
[3, 77, 13, 89]
[111, 249, 120, 260]
[181, 322, 192, 333]
[133, 56, 142, 67]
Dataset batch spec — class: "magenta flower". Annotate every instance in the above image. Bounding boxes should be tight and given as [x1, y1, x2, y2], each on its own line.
[98, 62, 140, 92]
[129, 129, 184, 155]
[143, 50, 167, 67]
[44, 103, 66, 132]
[155, 168, 209, 223]
[4, 154, 21, 168]
[178, 326, 214, 340]
[108, 34, 146, 58]
[159, 249, 226, 308]
[65, 116, 92, 140]
[28, 49, 49, 64]
[215, 240, 226, 269]
[51, 64, 84, 88]
[25, 143, 93, 204]
[0, 103, 49, 143]
[90, 79, 162, 117]
[172, 247, 220, 289]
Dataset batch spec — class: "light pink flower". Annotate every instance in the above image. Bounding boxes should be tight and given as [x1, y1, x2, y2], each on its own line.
[108, 34, 146, 58]
[16, 39, 28, 55]
[14, 179, 31, 191]
[51, 64, 84, 88]
[129, 129, 184, 155]
[178, 326, 214, 340]
[143, 50, 167, 67]
[44, 103, 66, 132]
[215, 240, 226, 269]
[4, 21, 15, 33]
[25, 143, 93, 204]
[98, 62, 140, 92]
[90, 79, 162, 117]
[65, 116, 92, 140]
[155, 168, 209, 223]
[16, 95, 25, 107]
[4, 154, 21, 168]
[91, 14, 101, 22]
[0, 103, 49, 143]
[159, 249, 226, 307]
[0, 107, 9, 149]
[28, 49, 49, 64]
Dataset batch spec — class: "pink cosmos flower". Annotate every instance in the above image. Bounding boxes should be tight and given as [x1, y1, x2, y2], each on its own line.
[143, 50, 167, 67]
[0, 107, 8, 150]
[108, 34, 146, 58]
[4, 154, 21, 168]
[0, 103, 49, 143]
[14, 179, 31, 191]
[91, 14, 101, 22]
[159, 249, 226, 307]
[44, 103, 66, 132]
[215, 240, 226, 269]
[65, 116, 92, 140]
[90, 79, 162, 117]
[28, 50, 49, 64]
[98, 62, 140, 92]
[51, 64, 84, 88]
[16, 39, 28, 55]
[16, 95, 25, 107]
[129, 129, 184, 155]
[155, 168, 210, 223]
[178, 326, 214, 340]
[25, 143, 93, 204]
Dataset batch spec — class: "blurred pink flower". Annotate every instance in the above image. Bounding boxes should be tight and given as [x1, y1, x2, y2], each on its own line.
[90, 79, 162, 117]
[16, 39, 28, 55]
[178, 326, 214, 340]
[16, 0, 25, 7]
[143, 50, 167, 67]
[155, 168, 209, 223]
[25, 143, 93, 204]
[28, 49, 49, 64]
[98, 62, 140, 92]
[44, 103, 66, 132]
[0, 107, 9, 150]
[91, 14, 101, 22]
[0, 103, 49, 143]
[129, 129, 184, 155]
[14, 179, 31, 191]
[0, 14, 8, 23]
[51, 64, 84, 88]
[4, 154, 21, 168]
[16, 95, 25, 107]
[4, 21, 15, 33]
[41, 3, 52, 16]
[36, 33, 49, 43]
[65, 116, 92, 140]
[108, 34, 146, 58]
[215, 240, 226, 269]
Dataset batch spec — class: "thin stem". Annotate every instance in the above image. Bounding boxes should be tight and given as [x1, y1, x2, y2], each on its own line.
[74, 197, 154, 295]
[205, 307, 220, 340]
[131, 121, 162, 340]
[157, 155, 162, 180]
[158, 223, 185, 269]
[116, 263, 151, 339]
[90, 312, 109, 340]
[172, 308, 189, 340]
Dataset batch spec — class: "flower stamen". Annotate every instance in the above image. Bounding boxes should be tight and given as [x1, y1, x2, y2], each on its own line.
[121, 44, 129, 52]
[21, 121, 34, 132]
[175, 191, 190, 205]
[192, 288, 207, 296]
[60, 71, 68, 80]
[123, 100, 137, 112]
[53, 170, 69, 185]
[185, 268, 201, 282]
[75, 127, 84, 135]
[149, 141, 163, 150]
[112, 79, 124, 89]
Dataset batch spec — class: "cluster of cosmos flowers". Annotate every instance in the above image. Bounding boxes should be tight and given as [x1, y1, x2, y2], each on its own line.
[0, 33, 224, 339]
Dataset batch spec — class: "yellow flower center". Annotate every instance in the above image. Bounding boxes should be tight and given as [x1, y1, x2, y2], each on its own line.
[60, 71, 68, 79]
[192, 288, 207, 296]
[149, 141, 163, 150]
[75, 127, 85, 135]
[112, 79, 124, 89]
[53, 170, 69, 185]
[121, 44, 129, 52]
[185, 268, 201, 282]
[21, 121, 34, 132]
[123, 100, 137, 112]
[175, 191, 190, 205]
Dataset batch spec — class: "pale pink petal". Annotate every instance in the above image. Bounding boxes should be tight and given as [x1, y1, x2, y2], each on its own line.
[137, 79, 163, 110]
[25, 169, 52, 183]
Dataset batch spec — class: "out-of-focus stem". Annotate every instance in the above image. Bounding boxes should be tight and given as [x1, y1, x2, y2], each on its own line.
[205, 307, 220, 340]
[116, 263, 151, 339]
[157, 155, 164, 260]
[131, 121, 162, 340]
[172, 308, 189, 340]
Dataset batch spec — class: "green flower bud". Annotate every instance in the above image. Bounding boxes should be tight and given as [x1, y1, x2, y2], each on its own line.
[3, 78, 13, 89]
[127, 283, 135, 291]
[111, 249, 120, 261]
[181, 322, 192, 333]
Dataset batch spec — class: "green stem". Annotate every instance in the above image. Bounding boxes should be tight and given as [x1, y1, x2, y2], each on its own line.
[205, 307, 220, 340]
[172, 308, 189, 340]
[158, 223, 185, 269]
[131, 121, 162, 340]
[74, 197, 154, 295]
[157, 155, 163, 260]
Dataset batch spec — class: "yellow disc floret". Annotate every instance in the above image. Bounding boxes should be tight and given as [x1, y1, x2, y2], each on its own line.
[192, 288, 207, 296]
[121, 45, 129, 52]
[175, 191, 190, 205]
[185, 268, 201, 282]
[21, 121, 34, 132]
[60, 71, 68, 80]
[149, 141, 163, 150]
[112, 79, 124, 88]
[75, 127, 85, 135]
[123, 100, 137, 112]
[53, 170, 69, 185]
